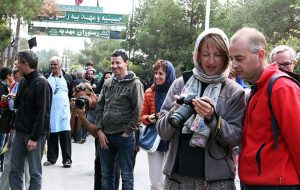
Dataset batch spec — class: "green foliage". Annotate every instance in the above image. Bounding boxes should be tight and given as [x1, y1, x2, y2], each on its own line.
[0, 23, 11, 51]
[80, 39, 122, 72]
[19, 38, 29, 50]
[69, 64, 83, 75]
[83, 0, 300, 83]
[36, 49, 59, 71]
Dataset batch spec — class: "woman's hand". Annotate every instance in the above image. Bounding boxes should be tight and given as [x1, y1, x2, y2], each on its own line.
[148, 113, 157, 123]
[192, 96, 214, 120]
[172, 95, 181, 112]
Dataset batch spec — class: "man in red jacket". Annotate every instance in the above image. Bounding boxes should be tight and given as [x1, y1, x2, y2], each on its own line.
[229, 27, 300, 189]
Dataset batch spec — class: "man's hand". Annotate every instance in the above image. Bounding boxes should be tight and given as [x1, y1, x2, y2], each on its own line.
[27, 139, 37, 151]
[121, 132, 129, 137]
[97, 129, 109, 150]
[75, 108, 86, 119]
[70, 98, 76, 112]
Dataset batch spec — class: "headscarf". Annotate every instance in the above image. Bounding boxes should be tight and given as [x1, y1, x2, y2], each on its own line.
[155, 60, 176, 113]
[181, 28, 230, 148]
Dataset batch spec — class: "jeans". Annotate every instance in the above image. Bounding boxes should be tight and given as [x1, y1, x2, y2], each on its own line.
[0, 144, 30, 190]
[99, 133, 134, 190]
[0, 133, 6, 171]
[74, 125, 87, 142]
[0, 133, 6, 149]
[9, 131, 46, 190]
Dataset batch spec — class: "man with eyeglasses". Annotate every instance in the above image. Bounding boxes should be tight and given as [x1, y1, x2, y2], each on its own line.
[43, 56, 73, 168]
[270, 45, 297, 72]
[229, 27, 300, 190]
[96, 49, 144, 190]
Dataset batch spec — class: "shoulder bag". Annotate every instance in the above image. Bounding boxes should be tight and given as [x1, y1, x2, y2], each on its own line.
[138, 123, 160, 153]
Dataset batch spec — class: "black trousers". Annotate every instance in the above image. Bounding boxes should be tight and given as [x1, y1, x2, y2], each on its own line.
[47, 131, 72, 164]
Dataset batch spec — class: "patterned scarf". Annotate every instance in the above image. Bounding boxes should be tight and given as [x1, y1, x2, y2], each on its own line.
[181, 67, 229, 147]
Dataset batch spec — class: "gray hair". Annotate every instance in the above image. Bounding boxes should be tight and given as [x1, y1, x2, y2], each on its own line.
[269, 45, 297, 62]
[76, 69, 85, 77]
[50, 56, 61, 65]
[17, 49, 38, 69]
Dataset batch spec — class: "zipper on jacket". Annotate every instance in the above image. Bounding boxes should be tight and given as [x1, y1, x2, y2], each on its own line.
[255, 143, 266, 176]
[249, 100, 258, 127]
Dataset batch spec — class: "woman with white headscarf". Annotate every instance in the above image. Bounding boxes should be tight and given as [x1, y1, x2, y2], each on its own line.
[157, 28, 246, 189]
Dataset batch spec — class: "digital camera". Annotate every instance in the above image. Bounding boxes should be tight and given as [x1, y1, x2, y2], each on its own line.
[168, 94, 197, 128]
[75, 96, 89, 109]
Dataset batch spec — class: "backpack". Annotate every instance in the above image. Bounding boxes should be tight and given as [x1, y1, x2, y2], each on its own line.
[267, 69, 300, 150]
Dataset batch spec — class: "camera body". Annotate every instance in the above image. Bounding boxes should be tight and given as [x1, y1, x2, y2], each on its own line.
[75, 96, 89, 109]
[168, 94, 197, 128]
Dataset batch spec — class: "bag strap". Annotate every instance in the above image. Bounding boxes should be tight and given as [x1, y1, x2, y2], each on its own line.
[267, 73, 300, 150]
[182, 70, 193, 84]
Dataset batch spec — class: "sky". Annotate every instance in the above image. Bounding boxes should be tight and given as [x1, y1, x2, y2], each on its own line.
[23, 0, 136, 54]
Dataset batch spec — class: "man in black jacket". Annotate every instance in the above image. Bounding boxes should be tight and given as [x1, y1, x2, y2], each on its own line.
[9, 49, 52, 190]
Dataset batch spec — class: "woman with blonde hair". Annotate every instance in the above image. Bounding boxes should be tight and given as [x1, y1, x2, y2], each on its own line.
[157, 28, 246, 189]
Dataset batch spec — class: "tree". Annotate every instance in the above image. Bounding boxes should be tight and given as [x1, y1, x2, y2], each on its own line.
[122, 0, 206, 82]
[80, 39, 122, 72]
[36, 49, 59, 71]
[0, 0, 59, 68]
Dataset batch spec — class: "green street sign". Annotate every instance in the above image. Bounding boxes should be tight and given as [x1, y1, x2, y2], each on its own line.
[57, 4, 103, 13]
[38, 11, 128, 25]
[29, 27, 111, 38]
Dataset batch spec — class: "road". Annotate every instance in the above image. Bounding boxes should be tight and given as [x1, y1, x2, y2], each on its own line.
[41, 135, 150, 190]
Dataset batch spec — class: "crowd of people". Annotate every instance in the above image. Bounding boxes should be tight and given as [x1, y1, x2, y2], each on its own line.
[0, 26, 299, 190]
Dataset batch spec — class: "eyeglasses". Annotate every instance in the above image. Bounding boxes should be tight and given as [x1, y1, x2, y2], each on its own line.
[50, 64, 59, 67]
[276, 61, 292, 66]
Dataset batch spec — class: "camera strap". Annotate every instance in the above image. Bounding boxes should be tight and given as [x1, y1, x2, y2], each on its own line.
[208, 114, 230, 160]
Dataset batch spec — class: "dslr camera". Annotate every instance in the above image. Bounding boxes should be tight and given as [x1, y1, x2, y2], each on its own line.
[168, 94, 197, 128]
[75, 96, 89, 109]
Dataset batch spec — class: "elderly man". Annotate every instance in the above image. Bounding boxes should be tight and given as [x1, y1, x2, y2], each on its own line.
[229, 27, 300, 189]
[270, 45, 297, 72]
[43, 56, 73, 168]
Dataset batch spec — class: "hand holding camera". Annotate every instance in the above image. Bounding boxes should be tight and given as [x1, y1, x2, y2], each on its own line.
[192, 96, 214, 121]
[71, 96, 89, 110]
[168, 94, 214, 128]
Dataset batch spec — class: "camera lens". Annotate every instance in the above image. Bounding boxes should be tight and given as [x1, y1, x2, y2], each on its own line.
[169, 104, 195, 128]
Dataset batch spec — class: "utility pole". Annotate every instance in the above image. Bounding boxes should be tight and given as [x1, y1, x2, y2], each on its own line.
[205, 0, 211, 30]
[128, 0, 135, 59]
